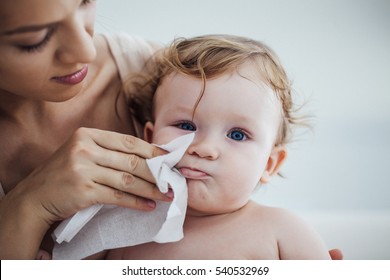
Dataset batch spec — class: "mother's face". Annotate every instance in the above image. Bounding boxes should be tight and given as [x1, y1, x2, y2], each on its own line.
[0, 0, 97, 102]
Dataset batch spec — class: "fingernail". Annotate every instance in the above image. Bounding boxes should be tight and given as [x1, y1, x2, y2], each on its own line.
[165, 189, 174, 199]
[147, 200, 156, 209]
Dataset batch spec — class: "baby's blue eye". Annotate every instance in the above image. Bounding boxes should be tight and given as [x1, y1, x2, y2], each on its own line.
[228, 130, 246, 141]
[178, 122, 196, 131]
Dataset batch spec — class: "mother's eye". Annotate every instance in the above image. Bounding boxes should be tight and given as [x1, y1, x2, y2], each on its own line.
[18, 27, 55, 53]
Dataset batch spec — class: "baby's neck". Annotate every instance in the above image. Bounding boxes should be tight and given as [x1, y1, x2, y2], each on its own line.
[185, 202, 251, 219]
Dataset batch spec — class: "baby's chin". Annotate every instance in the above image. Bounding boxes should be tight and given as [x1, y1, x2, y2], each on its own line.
[185, 198, 216, 217]
[185, 202, 238, 217]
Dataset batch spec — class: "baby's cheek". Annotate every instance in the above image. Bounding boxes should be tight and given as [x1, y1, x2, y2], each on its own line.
[153, 128, 185, 145]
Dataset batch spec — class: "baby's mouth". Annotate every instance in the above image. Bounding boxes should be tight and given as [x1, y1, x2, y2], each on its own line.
[178, 167, 209, 179]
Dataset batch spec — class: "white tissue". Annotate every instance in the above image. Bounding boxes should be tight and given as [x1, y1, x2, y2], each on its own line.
[52, 133, 194, 259]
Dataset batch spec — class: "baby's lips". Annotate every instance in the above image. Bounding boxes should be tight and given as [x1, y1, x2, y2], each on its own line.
[179, 167, 208, 179]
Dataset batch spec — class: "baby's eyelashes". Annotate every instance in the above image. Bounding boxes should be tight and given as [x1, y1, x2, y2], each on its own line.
[174, 121, 197, 131]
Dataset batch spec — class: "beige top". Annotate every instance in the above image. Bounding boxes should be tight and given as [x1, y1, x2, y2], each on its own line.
[0, 33, 158, 199]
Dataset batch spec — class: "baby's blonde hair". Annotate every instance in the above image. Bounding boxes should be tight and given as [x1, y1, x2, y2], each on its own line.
[127, 34, 302, 145]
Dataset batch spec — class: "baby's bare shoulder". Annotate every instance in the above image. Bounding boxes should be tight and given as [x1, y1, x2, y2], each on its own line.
[240, 201, 314, 235]
[242, 202, 330, 259]
[242, 201, 297, 222]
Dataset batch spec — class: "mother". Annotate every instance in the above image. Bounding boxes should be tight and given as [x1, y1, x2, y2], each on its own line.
[0, 0, 342, 260]
[0, 0, 172, 259]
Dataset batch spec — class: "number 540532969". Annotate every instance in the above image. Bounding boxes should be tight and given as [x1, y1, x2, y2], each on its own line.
[215, 266, 269, 276]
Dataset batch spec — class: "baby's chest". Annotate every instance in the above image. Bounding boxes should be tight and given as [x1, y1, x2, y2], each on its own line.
[182, 227, 279, 259]
[118, 221, 280, 260]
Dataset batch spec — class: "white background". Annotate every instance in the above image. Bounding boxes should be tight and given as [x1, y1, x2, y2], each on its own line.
[95, 0, 390, 259]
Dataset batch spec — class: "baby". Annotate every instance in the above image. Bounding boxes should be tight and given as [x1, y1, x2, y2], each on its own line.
[107, 34, 331, 259]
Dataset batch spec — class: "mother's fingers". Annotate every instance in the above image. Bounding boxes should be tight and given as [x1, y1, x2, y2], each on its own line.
[92, 165, 171, 202]
[94, 146, 156, 184]
[84, 127, 166, 158]
[61, 128, 172, 211]
[329, 249, 343, 260]
[93, 182, 157, 211]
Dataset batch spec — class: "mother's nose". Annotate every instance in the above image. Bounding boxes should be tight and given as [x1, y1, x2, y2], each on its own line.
[55, 19, 96, 65]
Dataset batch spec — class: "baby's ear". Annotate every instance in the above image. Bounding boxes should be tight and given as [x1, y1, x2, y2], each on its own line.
[143, 121, 155, 143]
[260, 145, 287, 184]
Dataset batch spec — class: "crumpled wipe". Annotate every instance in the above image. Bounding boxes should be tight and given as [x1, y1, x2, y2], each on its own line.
[52, 133, 194, 259]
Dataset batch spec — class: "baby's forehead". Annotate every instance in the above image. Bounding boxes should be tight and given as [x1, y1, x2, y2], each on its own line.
[160, 70, 281, 112]
[162, 62, 270, 87]
[159, 68, 279, 102]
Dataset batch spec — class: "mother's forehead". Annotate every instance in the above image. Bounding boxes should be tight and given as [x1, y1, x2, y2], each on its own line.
[0, 0, 78, 33]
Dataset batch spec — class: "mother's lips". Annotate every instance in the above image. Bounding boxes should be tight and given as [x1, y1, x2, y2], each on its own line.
[51, 65, 88, 85]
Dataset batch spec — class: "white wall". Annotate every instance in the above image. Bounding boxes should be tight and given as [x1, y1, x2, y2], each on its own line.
[95, 0, 390, 259]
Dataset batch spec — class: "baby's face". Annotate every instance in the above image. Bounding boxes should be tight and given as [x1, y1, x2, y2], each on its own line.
[147, 65, 283, 216]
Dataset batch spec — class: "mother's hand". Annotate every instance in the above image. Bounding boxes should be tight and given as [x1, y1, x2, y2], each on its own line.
[329, 249, 343, 260]
[29, 127, 171, 222]
[0, 127, 169, 259]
